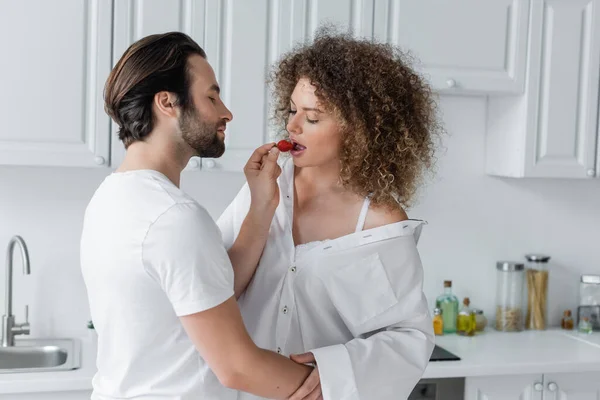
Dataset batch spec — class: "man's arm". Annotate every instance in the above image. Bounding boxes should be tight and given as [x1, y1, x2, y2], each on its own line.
[180, 296, 312, 399]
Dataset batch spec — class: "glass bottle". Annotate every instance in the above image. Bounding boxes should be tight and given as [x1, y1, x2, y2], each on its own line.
[525, 254, 550, 330]
[436, 280, 459, 334]
[578, 317, 592, 334]
[495, 261, 525, 332]
[433, 308, 444, 336]
[457, 297, 476, 336]
[561, 310, 574, 330]
[474, 309, 488, 332]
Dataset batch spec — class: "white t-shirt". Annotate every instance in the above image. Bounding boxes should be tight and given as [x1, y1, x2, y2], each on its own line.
[80, 169, 236, 400]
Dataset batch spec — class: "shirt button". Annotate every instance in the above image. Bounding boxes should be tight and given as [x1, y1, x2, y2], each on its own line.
[290, 266, 297, 273]
[277, 347, 282, 354]
[282, 306, 289, 314]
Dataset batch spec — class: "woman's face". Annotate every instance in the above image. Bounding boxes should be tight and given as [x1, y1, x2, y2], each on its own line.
[286, 78, 343, 168]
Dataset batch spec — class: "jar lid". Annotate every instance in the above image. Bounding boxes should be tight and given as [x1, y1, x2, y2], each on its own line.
[497, 261, 525, 271]
[525, 254, 551, 263]
[581, 274, 600, 284]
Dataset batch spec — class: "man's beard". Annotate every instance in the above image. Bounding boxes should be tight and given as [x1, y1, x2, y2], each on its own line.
[179, 106, 225, 158]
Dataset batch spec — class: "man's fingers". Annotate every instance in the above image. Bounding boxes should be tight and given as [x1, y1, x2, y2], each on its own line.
[304, 383, 322, 400]
[288, 368, 320, 400]
[290, 352, 316, 364]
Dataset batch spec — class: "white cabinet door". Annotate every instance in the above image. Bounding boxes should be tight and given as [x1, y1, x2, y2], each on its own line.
[465, 375, 544, 400]
[522, 0, 600, 178]
[375, 0, 530, 94]
[486, 0, 600, 178]
[110, 0, 218, 171]
[0, 0, 112, 167]
[543, 372, 600, 400]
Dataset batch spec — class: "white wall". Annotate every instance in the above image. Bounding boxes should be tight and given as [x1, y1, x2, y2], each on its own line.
[0, 95, 598, 339]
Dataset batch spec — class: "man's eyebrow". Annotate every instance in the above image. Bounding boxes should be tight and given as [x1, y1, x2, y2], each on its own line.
[209, 84, 220, 94]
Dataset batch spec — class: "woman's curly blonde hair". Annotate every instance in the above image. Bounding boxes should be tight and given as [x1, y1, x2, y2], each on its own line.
[270, 29, 443, 209]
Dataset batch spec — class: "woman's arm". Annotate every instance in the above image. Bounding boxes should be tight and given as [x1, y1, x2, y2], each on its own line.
[296, 221, 433, 400]
[217, 144, 281, 298]
[227, 205, 275, 298]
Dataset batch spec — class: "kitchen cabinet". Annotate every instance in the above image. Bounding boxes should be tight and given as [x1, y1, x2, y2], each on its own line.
[466, 372, 600, 400]
[465, 374, 543, 400]
[486, 0, 600, 178]
[2, 0, 582, 172]
[0, 0, 113, 167]
[373, 0, 530, 95]
[1, 391, 91, 400]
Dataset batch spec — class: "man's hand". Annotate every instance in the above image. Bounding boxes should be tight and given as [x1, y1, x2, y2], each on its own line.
[243, 143, 281, 213]
[289, 352, 322, 400]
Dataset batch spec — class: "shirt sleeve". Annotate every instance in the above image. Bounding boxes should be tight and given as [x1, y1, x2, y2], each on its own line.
[311, 232, 435, 400]
[142, 202, 235, 316]
[216, 183, 252, 250]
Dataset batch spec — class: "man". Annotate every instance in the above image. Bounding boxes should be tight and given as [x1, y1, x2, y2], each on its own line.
[80, 32, 315, 400]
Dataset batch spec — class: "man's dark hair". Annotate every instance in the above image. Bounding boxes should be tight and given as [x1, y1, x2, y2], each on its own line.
[104, 32, 206, 148]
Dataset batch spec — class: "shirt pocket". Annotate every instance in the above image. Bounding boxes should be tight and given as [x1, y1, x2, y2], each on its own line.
[321, 252, 398, 335]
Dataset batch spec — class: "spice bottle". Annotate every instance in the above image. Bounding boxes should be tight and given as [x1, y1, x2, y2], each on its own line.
[561, 310, 574, 330]
[433, 308, 444, 335]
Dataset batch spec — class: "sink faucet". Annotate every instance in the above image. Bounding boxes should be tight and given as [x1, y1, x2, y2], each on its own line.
[2, 235, 31, 347]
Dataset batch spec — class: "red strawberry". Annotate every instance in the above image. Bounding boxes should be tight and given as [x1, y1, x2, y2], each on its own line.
[276, 140, 294, 152]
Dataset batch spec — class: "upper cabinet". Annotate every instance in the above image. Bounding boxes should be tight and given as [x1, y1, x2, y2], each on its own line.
[1, 0, 598, 178]
[0, 0, 113, 167]
[374, 0, 531, 95]
[486, 0, 600, 178]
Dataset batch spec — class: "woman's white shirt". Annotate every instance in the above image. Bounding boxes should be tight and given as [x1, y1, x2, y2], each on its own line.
[217, 157, 434, 400]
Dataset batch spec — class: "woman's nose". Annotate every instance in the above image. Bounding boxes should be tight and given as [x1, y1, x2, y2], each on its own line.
[286, 115, 301, 135]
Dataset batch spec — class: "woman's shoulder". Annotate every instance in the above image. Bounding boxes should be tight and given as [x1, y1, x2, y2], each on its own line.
[363, 203, 408, 231]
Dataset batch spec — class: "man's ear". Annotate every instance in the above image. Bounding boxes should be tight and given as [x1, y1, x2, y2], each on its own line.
[154, 91, 178, 118]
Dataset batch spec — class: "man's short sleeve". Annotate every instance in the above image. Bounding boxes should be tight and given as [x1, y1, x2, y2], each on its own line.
[142, 202, 234, 316]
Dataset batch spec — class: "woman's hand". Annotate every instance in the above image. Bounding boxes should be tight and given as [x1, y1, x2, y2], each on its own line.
[243, 143, 282, 214]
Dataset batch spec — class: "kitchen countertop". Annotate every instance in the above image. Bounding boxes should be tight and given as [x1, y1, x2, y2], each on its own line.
[423, 329, 600, 379]
[2, 329, 600, 394]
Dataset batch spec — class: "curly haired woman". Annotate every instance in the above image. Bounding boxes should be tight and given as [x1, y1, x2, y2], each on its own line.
[218, 29, 442, 400]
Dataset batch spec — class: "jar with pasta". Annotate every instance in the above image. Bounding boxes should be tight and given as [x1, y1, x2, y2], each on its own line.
[525, 254, 551, 330]
[495, 261, 525, 332]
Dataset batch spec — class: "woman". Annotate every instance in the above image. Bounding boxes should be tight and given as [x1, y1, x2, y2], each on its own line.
[218, 30, 442, 400]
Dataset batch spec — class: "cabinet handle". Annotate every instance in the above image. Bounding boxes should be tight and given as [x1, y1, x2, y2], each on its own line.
[188, 158, 200, 169]
[446, 79, 457, 88]
[204, 159, 216, 169]
[547, 382, 558, 392]
[534, 383, 543, 392]
[587, 169, 595, 177]
[94, 156, 106, 165]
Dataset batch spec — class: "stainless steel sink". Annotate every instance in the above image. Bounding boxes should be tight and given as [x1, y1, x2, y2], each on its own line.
[0, 338, 81, 373]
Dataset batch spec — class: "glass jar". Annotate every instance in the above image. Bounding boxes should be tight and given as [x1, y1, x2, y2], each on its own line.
[495, 261, 525, 331]
[474, 309, 488, 332]
[525, 254, 550, 330]
[579, 275, 600, 306]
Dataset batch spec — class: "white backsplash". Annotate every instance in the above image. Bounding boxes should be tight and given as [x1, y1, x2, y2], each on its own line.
[0, 96, 599, 338]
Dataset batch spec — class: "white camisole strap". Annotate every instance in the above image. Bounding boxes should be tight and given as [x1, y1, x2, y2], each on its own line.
[354, 197, 371, 233]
